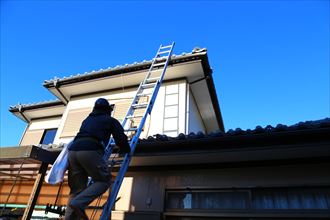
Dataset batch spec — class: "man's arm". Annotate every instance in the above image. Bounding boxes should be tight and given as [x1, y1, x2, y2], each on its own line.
[111, 118, 131, 154]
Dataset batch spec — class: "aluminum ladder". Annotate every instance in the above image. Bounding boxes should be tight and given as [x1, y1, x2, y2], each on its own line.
[100, 42, 175, 220]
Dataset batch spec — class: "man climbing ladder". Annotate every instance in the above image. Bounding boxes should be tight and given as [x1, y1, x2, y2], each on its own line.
[57, 42, 175, 219]
[65, 98, 130, 220]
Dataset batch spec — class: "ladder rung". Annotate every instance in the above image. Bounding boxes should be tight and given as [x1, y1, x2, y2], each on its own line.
[137, 92, 152, 97]
[132, 103, 148, 108]
[126, 115, 143, 119]
[124, 127, 138, 132]
[157, 50, 170, 55]
[146, 77, 159, 83]
[114, 159, 124, 165]
[155, 57, 166, 62]
[153, 62, 166, 68]
[141, 83, 156, 89]
[108, 160, 121, 166]
[160, 45, 172, 49]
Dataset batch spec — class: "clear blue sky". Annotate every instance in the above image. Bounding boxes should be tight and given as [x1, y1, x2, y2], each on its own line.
[1, 0, 329, 146]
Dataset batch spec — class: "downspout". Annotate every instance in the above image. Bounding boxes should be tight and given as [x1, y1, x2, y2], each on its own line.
[189, 75, 210, 85]
[53, 79, 68, 104]
[18, 104, 29, 123]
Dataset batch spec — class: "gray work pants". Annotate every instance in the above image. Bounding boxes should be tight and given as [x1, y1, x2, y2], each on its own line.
[64, 150, 111, 220]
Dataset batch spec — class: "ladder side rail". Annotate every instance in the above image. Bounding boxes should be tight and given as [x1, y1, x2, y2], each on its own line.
[143, 44, 164, 83]
[145, 43, 173, 83]
[120, 82, 143, 131]
[129, 42, 175, 147]
[120, 42, 163, 132]
[100, 153, 131, 219]
[124, 42, 174, 154]
[101, 124, 142, 219]
[100, 63, 170, 219]
[102, 86, 146, 159]
[100, 91, 157, 219]
[102, 138, 116, 161]
[104, 43, 168, 159]
[104, 43, 166, 159]
[158, 42, 175, 83]
[130, 80, 160, 153]
[108, 43, 165, 137]
[100, 43, 174, 220]
[100, 81, 160, 219]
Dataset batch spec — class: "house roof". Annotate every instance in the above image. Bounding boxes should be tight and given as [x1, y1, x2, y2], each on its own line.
[1, 118, 329, 181]
[140, 118, 330, 143]
[9, 99, 65, 122]
[9, 47, 225, 131]
[2, 117, 329, 163]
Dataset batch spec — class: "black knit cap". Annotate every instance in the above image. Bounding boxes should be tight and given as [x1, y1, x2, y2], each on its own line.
[93, 98, 112, 114]
[94, 98, 110, 108]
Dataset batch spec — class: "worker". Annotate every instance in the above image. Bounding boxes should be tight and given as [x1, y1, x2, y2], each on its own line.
[65, 98, 130, 220]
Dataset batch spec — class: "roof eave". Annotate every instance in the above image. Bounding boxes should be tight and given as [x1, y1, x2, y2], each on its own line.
[42, 52, 208, 88]
[9, 100, 65, 113]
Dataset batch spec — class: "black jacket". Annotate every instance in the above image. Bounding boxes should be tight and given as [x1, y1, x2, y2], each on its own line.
[68, 109, 130, 153]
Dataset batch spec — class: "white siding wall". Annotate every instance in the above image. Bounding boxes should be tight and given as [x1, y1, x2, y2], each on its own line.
[53, 79, 189, 144]
[161, 80, 187, 137]
[29, 118, 62, 130]
[186, 87, 205, 134]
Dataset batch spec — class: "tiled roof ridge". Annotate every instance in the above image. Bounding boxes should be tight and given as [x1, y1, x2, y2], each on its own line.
[9, 99, 63, 110]
[43, 47, 207, 84]
[140, 117, 330, 142]
[41, 117, 330, 150]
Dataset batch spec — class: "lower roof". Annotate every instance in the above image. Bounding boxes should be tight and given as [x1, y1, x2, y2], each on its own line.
[1, 118, 329, 180]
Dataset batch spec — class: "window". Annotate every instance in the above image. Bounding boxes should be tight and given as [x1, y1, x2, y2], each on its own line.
[166, 190, 250, 210]
[252, 188, 330, 210]
[166, 187, 330, 211]
[40, 129, 57, 145]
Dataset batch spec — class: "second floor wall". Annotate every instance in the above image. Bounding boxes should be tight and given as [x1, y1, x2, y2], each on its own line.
[19, 117, 61, 146]
[19, 79, 206, 146]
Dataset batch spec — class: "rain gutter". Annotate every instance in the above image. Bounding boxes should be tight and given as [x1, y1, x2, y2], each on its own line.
[53, 79, 68, 104]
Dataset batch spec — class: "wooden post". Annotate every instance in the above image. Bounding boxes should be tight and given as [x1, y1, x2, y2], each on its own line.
[22, 162, 48, 220]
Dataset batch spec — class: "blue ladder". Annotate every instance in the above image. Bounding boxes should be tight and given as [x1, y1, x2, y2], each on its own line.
[100, 42, 175, 220]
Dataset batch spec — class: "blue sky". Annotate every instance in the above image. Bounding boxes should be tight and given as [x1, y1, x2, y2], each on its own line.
[1, 0, 329, 146]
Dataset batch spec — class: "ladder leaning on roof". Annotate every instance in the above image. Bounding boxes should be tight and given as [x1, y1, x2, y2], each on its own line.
[100, 42, 175, 219]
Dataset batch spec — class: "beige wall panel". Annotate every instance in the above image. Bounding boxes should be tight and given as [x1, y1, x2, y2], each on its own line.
[113, 97, 148, 128]
[20, 129, 44, 146]
[113, 100, 132, 122]
[60, 107, 92, 138]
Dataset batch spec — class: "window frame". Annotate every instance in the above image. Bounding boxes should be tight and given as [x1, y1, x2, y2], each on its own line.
[39, 128, 58, 145]
[164, 187, 330, 218]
